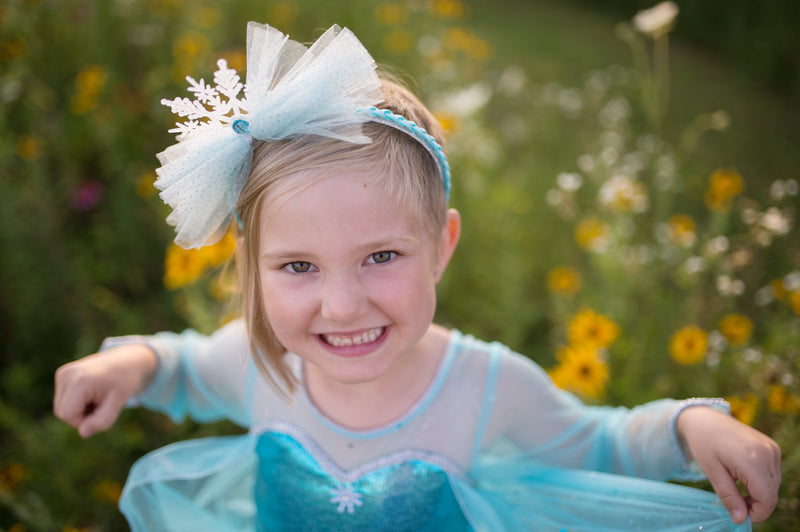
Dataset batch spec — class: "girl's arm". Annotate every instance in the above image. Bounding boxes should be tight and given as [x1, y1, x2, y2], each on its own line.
[485, 350, 692, 478]
[484, 349, 780, 523]
[54, 320, 254, 436]
[486, 350, 774, 476]
[54, 343, 158, 438]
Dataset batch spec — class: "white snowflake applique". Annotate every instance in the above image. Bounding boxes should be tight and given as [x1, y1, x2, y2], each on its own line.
[329, 484, 363, 514]
[161, 59, 248, 138]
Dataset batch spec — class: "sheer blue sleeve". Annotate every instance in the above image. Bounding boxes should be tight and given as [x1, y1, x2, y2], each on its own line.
[101, 320, 255, 427]
[481, 349, 729, 481]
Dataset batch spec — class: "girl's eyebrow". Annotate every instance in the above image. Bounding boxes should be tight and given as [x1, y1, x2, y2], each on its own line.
[260, 250, 315, 262]
[360, 235, 420, 250]
[260, 236, 420, 261]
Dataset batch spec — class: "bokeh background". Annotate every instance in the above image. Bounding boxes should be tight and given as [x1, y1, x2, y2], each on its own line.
[1, 0, 798, 530]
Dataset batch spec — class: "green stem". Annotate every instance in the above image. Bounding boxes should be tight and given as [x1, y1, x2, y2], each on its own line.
[653, 32, 670, 132]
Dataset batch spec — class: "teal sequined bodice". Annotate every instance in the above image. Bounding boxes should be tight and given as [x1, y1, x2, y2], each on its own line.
[255, 428, 469, 531]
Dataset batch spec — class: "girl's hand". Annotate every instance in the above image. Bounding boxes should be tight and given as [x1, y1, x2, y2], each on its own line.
[676, 406, 782, 524]
[53, 345, 158, 438]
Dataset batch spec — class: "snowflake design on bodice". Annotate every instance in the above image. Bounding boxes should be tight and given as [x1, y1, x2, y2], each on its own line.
[329, 484, 363, 514]
[161, 59, 248, 138]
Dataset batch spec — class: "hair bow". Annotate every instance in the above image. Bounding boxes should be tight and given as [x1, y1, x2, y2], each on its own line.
[156, 23, 383, 249]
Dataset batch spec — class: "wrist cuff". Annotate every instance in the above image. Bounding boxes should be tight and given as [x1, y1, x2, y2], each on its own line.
[668, 397, 731, 480]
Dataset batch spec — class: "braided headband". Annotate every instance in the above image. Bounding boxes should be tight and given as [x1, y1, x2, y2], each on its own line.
[156, 22, 450, 249]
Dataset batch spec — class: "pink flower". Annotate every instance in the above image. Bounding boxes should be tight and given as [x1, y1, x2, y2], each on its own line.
[72, 179, 104, 211]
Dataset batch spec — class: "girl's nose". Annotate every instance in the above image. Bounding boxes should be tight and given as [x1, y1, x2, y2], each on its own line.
[320, 272, 368, 323]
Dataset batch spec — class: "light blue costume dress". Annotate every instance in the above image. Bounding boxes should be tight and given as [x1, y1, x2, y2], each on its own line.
[106, 320, 748, 531]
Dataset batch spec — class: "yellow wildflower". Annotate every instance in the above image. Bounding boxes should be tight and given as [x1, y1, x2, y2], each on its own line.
[222, 49, 246, 73]
[135, 171, 157, 198]
[432, 0, 468, 19]
[718, 314, 753, 347]
[546, 266, 581, 296]
[727, 393, 758, 425]
[8, 524, 26, 532]
[375, 2, 408, 26]
[442, 27, 491, 61]
[164, 228, 236, 289]
[574, 217, 610, 252]
[770, 278, 787, 301]
[383, 29, 413, 54]
[92, 479, 123, 504]
[268, 2, 298, 28]
[200, 228, 237, 268]
[669, 326, 708, 364]
[0, 462, 28, 492]
[75, 65, 107, 95]
[766, 385, 800, 415]
[443, 27, 470, 50]
[16, 134, 43, 161]
[568, 308, 620, 349]
[550, 344, 609, 400]
[704, 168, 744, 211]
[433, 111, 459, 134]
[70, 65, 108, 114]
[464, 35, 490, 61]
[789, 291, 800, 316]
[163, 244, 207, 290]
[666, 214, 696, 247]
[62, 527, 90, 532]
[172, 31, 210, 63]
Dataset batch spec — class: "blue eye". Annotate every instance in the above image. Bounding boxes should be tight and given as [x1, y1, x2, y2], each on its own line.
[285, 261, 312, 273]
[370, 251, 395, 264]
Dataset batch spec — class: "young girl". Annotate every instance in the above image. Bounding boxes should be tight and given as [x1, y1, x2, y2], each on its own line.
[54, 22, 780, 531]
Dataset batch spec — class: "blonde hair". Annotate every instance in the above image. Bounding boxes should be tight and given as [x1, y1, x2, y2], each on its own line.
[235, 77, 448, 392]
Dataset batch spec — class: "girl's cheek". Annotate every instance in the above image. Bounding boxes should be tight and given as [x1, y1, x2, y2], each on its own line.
[263, 276, 319, 315]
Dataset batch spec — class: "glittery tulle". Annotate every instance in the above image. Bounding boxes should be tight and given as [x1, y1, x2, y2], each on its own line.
[120, 433, 749, 532]
[154, 22, 382, 249]
[455, 456, 749, 531]
[245, 24, 382, 143]
[120, 436, 257, 531]
[156, 130, 253, 248]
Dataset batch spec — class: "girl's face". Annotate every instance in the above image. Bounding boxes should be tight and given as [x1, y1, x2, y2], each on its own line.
[257, 169, 459, 390]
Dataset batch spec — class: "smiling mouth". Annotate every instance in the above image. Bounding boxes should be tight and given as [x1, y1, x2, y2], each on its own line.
[321, 327, 385, 347]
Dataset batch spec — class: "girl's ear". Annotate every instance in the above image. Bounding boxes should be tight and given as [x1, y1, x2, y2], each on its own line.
[435, 208, 461, 282]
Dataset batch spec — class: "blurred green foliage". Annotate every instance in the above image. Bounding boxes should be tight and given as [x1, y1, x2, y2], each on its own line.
[1, 0, 798, 530]
[572, 0, 800, 101]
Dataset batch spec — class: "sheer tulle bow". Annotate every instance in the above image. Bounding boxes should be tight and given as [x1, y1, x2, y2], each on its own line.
[156, 23, 383, 249]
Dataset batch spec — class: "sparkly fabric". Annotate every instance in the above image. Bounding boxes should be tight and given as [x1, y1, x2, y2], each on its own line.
[254, 428, 468, 531]
[113, 322, 749, 531]
[156, 23, 383, 249]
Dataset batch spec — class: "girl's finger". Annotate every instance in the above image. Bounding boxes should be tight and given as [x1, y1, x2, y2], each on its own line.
[739, 459, 780, 523]
[704, 460, 748, 524]
[78, 391, 124, 438]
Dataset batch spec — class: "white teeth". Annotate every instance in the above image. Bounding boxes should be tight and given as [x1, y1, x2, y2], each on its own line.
[323, 327, 383, 347]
